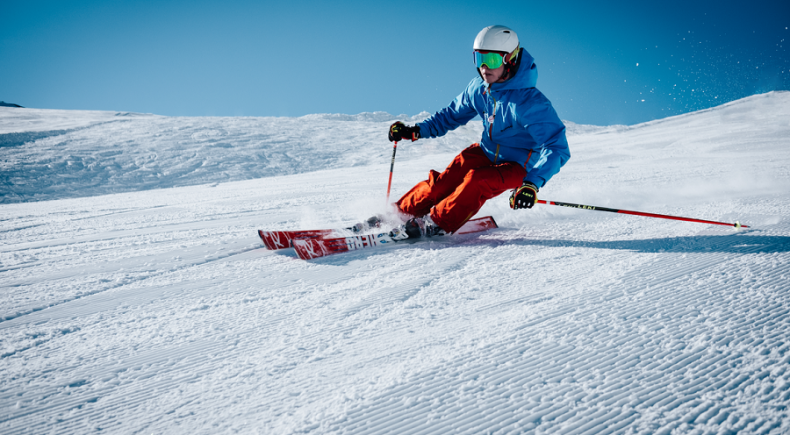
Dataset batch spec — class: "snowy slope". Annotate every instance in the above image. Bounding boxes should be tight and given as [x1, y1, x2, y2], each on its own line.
[1, 92, 790, 434]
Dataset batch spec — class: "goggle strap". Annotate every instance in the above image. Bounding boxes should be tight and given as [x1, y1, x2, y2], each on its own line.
[508, 46, 519, 63]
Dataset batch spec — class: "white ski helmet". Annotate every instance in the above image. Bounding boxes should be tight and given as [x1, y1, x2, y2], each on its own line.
[474, 25, 519, 54]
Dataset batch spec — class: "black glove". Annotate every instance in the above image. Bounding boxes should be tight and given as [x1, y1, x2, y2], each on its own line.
[389, 121, 420, 142]
[509, 182, 538, 209]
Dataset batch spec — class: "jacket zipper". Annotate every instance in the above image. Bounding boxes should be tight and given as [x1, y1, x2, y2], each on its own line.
[488, 88, 499, 163]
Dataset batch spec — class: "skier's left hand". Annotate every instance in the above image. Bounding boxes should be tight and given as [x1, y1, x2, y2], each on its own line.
[509, 182, 538, 209]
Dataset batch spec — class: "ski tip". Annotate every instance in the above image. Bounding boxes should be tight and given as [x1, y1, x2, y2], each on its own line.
[258, 230, 281, 250]
[258, 230, 272, 250]
[292, 239, 312, 260]
[293, 238, 330, 260]
[455, 216, 499, 235]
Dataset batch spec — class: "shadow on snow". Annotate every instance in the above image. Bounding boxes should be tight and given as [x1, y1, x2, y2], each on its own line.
[298, 232, 790, 265]
[500, 233, 790, 254]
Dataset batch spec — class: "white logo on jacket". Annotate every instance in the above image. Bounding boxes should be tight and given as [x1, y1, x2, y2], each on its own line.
[534, 148, 552, 169]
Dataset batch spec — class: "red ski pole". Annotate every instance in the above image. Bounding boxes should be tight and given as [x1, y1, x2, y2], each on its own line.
[386, 141, 398, 204]
[537, 199, 748, 229]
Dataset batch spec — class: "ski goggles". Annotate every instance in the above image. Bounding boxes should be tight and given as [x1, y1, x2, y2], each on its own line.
[474, 50, 506, 69]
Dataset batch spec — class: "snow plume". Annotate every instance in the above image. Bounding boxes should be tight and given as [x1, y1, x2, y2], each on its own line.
[1, 92, 790, 434]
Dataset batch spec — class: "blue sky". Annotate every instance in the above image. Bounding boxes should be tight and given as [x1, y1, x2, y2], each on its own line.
[2, 0, 788, 125]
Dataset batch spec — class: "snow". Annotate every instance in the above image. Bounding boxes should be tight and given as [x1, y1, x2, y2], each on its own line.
[1, 92, 790, 434]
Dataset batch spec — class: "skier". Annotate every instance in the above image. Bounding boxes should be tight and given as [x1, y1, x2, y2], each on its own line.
[388, 25, 571, 240]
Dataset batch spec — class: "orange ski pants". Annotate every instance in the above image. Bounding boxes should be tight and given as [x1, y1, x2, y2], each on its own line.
[396, 143, 527, 233]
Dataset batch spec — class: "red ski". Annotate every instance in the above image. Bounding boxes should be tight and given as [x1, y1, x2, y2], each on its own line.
[292, 216, 498, 260]
[258, 229, 335, 250]
[258, 216, 385, 250]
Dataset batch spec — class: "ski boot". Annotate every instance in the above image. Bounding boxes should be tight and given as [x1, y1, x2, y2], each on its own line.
[351, 215, 384, 233]
[390, 216, 446, 241]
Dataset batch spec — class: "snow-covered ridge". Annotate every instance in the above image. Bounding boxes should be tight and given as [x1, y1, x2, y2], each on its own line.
[298, 111, 431, 123]
[1, 91, 788, 204]
[0, 108, 477, 203]
[563, 91, 790, 135]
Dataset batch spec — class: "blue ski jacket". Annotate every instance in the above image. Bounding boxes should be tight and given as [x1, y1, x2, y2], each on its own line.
[417, 49, 570, 188]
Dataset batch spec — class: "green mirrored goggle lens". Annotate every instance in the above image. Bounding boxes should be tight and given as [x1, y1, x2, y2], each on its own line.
[474, 51, 504, 69]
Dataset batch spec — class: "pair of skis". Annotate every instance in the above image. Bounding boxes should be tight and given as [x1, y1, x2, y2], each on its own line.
[258, 216, 498, 260]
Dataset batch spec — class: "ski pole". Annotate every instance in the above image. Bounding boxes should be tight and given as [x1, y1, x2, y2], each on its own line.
[537, 199, 748, 228]
[386, 141, 398, 204]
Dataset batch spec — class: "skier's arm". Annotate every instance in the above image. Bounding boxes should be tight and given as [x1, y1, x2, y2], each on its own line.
[518, 96, 571, 189]
[417, 82, 479, 139]
[523, 122, 570, 188]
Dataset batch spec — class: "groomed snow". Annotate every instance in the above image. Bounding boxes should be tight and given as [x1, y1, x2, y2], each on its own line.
[1, 92, 789, 434]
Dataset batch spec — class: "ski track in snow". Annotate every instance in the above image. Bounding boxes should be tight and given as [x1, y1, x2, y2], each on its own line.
[1, 92, 790, 434]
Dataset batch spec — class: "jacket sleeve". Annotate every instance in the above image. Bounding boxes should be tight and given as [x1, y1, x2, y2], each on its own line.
[417, 80, 479, 139]
[523, 123, 570, 188]
[519, 97, 571, 188]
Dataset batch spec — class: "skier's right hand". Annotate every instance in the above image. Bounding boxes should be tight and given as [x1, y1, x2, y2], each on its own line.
[389, 122, 420, 142]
